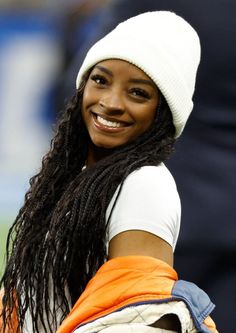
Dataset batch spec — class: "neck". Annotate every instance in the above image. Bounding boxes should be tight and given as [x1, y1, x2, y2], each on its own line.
[86, 144, 114, 166]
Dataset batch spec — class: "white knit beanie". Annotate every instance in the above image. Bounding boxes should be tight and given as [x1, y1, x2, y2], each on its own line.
[76, 11, 201, 138]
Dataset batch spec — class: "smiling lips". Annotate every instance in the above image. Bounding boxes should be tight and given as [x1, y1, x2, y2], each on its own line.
[92, 112, 131, 131]
[97, 115, 122, 128]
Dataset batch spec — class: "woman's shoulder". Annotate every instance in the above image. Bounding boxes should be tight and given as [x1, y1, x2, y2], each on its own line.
[124, 163, 177, 190]
[107, 164, 181, 249]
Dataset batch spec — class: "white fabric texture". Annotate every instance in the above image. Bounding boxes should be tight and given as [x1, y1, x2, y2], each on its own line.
[106, 164, 181, 251]
[100, 327, 177, 333]
[76, 11, 201, 138]
[74, 301, 196, 333]
[100, 328, 177, 333]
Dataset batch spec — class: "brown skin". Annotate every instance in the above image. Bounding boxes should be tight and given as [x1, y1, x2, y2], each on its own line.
[82, 59, 173, 265]
[82, 59, 160, 163]
[108, 231, 173, 266]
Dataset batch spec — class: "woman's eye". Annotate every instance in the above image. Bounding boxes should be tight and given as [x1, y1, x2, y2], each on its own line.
[90, 74, 107, 85]
[130, 88, 150, 99]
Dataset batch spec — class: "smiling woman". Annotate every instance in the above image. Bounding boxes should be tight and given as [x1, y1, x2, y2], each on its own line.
[82, 60, 159, 154]
[0, 10, 218, 333]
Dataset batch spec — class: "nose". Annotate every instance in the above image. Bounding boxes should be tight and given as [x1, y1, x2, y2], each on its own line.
[99, 88, 125, 114]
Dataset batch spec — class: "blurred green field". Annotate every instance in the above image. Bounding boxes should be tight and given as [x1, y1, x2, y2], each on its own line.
[0, 222, 11, 278]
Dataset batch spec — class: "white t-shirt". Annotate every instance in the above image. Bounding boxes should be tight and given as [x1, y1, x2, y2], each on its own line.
[106, 164, 181, 251]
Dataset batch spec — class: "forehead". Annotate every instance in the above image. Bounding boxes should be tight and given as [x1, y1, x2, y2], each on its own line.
[91, 59, 158, 92]
[93, 59, 153, 80]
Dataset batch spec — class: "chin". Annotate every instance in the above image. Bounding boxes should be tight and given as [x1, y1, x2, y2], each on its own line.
[92, 137, 124, 150]
[94, 142, 120, 149]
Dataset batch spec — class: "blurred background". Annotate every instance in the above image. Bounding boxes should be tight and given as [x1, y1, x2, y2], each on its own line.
[0, 0, 110, 275]
[0, 1, 235, 332]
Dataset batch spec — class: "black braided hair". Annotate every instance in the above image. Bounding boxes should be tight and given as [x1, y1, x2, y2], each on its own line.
[0, 74, 176, 333]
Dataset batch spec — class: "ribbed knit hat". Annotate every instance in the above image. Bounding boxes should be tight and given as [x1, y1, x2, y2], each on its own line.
[76, 11, 201, 138]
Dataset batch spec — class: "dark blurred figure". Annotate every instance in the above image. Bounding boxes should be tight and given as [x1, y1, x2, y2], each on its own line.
[62, 1, 236, 332]
[57, 0, 109, 104]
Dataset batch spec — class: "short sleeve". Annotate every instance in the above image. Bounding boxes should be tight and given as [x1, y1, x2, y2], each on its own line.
[106, 164, 181, 251]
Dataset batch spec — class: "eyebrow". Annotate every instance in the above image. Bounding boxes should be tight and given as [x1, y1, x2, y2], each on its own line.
[128, 78, 156, 89]
[94, 65, 156, 89]
[95, 65, 113, 77]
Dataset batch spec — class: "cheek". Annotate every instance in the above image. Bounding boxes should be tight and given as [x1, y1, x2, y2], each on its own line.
[82, 84, 100, 115]
[81, 87, 92, 121]
[139, 106, 157, 130]
[82, 85, 90, 109]
[81, 100, 86, 124]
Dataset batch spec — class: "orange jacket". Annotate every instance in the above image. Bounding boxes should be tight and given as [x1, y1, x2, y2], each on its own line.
[0, 256, 218, 332]
[57, 256, 218, 333]
[0, 288, 18, 333]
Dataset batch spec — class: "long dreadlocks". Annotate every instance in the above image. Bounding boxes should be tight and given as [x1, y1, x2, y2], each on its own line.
[0, 75, 176, 333]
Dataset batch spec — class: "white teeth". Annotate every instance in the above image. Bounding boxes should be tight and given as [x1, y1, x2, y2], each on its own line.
[97, 115, 122, 128]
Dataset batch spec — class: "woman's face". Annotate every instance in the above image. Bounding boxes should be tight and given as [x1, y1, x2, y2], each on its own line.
[82, 59, 159, 149]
